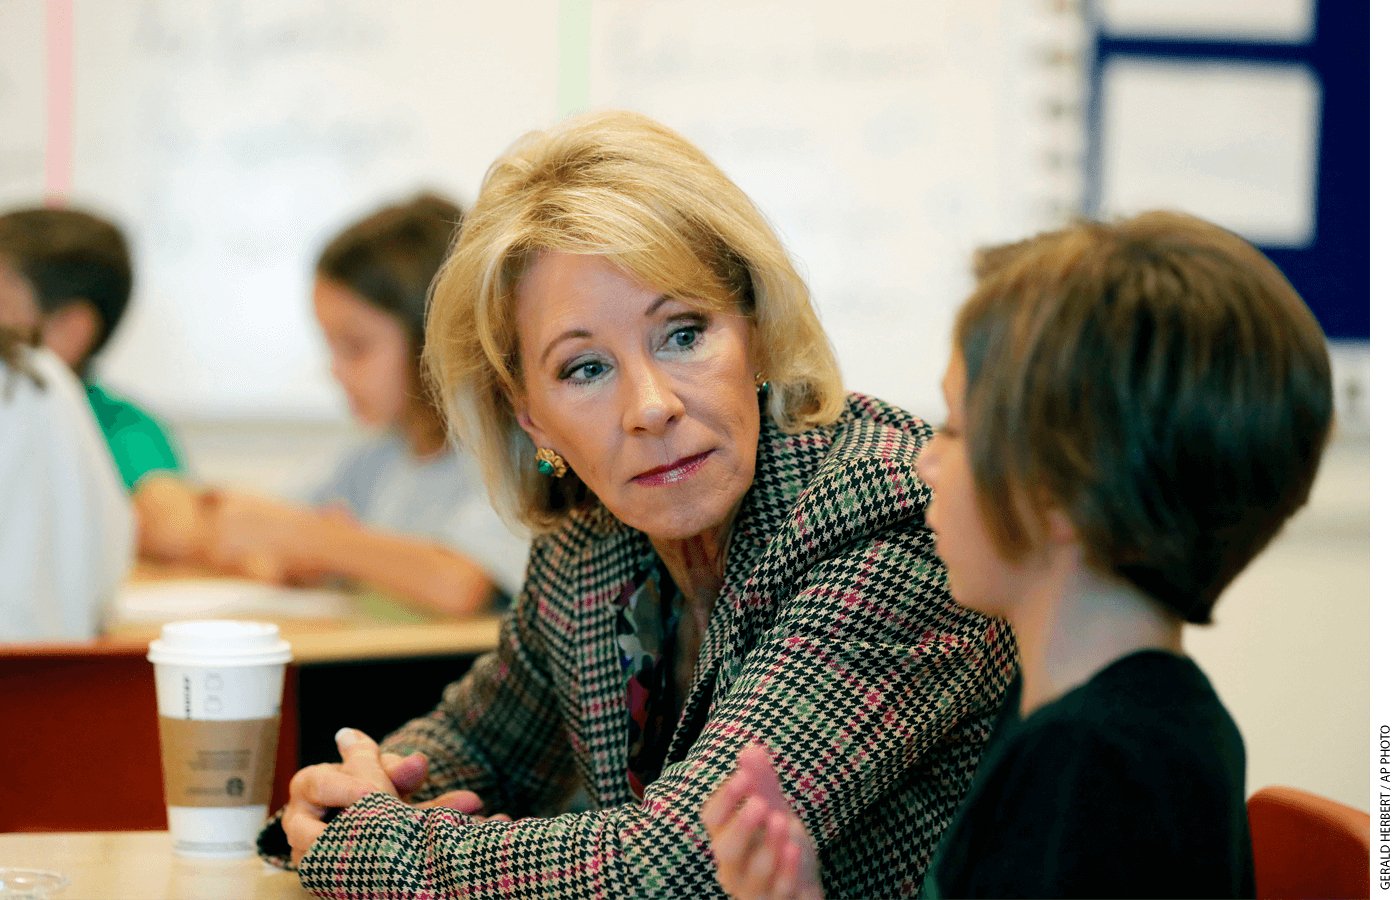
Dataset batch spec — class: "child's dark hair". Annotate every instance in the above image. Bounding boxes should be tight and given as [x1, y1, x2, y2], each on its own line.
[0, 207, 132, 370]
[958, 210, 1334, 623]
[316, 192, 462, 356]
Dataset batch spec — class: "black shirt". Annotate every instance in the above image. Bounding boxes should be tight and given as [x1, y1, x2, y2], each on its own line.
[926, 651, 1255, 898]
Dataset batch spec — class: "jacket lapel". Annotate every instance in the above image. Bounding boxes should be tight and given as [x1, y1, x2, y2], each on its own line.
[565, 511, 652, 808]
[666, 407, 839, 763]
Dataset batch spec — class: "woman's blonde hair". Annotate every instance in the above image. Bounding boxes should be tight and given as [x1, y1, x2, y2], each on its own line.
[425, 110, 843, 532]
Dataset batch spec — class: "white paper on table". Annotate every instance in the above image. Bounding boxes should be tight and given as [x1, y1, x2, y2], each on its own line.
[112, 579, 357, 623]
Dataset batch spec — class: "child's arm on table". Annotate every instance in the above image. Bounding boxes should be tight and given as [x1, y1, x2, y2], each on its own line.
[204, 489, 498, 616]
[131, 473, 214, 563]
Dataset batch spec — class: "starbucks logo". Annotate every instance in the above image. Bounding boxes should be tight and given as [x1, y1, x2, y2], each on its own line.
[226, 777, 245, 798]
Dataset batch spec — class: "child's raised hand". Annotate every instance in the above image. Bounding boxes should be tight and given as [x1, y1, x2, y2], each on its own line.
[701, 743, 823, 900]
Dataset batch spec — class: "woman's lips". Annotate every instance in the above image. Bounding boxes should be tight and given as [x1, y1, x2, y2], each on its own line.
[632, 451, 711, 486]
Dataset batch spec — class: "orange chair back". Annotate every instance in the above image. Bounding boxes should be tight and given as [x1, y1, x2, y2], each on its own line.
[0, 641, 297, 832]
[1249, 785, 1369, 899]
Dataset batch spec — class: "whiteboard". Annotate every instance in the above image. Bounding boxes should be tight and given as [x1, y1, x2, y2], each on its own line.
[0, 0, 1082, 424]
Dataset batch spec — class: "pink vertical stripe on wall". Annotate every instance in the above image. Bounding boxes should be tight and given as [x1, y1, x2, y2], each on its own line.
[45, 0, 74, 205]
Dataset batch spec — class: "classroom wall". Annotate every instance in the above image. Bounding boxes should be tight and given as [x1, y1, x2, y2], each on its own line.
[0, 0, 1370, 812]
[0, 0, 1087, 423]
[1185, 434, 1368, 810]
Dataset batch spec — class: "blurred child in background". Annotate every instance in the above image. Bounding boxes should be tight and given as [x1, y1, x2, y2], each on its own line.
[154, 192, 530, 616]
[0, 324, 133, 639]
[0, 206, 186, 514]
[702, 210, 1334, 899]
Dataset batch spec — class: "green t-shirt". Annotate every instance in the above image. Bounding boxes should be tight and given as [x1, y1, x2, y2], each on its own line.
[85, 380, 184, 491]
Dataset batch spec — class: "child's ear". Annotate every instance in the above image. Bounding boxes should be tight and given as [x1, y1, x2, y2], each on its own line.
[41, 300, 100, 370]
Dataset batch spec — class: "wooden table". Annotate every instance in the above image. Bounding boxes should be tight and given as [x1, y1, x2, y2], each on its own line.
[2, 577, 505, 834]
[105, 612, 503, 663]
[105, 577, 508, 764]
[0, 832, 306, 899]
[107, 569, 506, 662]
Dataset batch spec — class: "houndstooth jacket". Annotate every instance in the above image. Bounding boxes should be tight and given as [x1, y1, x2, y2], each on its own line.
[290, 393, 1018, 899]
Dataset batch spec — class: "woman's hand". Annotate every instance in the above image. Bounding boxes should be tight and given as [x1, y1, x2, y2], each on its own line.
[283, 727, 493, 868]
[701, 743, 824, 900]
[284, 729, 398, 867]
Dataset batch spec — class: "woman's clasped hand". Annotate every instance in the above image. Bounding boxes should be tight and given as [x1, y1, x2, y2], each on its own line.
[284, 728, 503, 868]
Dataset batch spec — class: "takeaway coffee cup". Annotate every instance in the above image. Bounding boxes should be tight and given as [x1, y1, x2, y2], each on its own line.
[147, 620, 292, 859]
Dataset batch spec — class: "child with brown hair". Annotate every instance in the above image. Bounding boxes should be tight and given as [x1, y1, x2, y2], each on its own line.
[0, 206, 186, 506]
[149, 193, 530, 615]
[703, 209, 1334, 898]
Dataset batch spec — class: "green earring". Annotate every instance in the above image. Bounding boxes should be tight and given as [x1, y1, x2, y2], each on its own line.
[535, 447, 568, 478]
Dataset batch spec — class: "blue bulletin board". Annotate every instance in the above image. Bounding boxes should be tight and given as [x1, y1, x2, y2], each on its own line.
[1084, 1, 1368, 340]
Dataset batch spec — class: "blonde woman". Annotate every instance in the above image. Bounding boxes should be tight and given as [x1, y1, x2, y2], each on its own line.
[264, 111, 1017, 899]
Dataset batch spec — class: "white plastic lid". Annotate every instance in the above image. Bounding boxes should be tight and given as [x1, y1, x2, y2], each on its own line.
[147, 620, 293, 667]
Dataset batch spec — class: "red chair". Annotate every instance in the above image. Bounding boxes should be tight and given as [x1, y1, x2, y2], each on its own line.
[0, 641, 297, 832]
[1248, 785, 1370, 899]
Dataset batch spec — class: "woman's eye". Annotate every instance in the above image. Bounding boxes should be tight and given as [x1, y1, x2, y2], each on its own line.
[562, 359, 608, 382]
[664, 323, 704, 351]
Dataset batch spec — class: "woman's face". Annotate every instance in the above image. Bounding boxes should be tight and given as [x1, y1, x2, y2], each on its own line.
[514, 251, 762, 542]
[313, 276, 412, 429]
[916, 351, 1035, 618]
